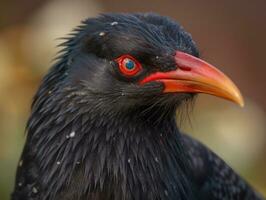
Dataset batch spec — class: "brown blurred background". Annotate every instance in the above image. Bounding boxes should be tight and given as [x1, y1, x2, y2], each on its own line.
[0, 0, 265, 199]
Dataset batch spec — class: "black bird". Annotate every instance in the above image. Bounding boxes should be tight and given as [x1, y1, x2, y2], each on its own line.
[12, 13, 264, 200]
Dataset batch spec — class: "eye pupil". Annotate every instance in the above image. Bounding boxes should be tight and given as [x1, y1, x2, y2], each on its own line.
[125, 59, 135, 70]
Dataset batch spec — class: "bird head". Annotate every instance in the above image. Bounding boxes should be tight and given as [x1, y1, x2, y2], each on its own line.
[27, 14, 245, 199]
[44, 13, 243, 120]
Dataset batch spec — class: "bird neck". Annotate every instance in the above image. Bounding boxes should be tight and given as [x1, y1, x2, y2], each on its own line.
[29, 100, 193, 199]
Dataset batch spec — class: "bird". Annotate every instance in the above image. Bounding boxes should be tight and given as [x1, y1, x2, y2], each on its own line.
[12, 13, 264, 200]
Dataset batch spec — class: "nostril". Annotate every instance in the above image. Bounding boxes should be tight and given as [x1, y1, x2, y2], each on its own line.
[179, 65, 191, 71]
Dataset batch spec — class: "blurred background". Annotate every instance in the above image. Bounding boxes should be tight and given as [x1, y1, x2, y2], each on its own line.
[0, 0, 265, 199]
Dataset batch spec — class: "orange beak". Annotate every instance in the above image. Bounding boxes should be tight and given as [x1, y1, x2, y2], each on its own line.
[140, 51, 244, 107]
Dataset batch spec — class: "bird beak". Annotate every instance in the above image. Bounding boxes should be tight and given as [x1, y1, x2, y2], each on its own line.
[140, 51, 244, 107]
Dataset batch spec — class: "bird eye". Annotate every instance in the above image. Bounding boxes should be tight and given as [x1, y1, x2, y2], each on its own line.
[115, 55, 142, 76]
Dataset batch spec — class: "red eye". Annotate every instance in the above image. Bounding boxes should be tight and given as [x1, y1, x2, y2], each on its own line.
[115, 55, 142, 76]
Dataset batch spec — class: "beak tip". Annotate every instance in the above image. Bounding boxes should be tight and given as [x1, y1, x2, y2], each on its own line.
[238, 99, 245, 108]
[239, 98, 245, 108]
[233, 92, 244, 107]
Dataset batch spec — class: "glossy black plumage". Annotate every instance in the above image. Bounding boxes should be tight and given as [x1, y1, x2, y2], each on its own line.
[12, 13, 264, 200]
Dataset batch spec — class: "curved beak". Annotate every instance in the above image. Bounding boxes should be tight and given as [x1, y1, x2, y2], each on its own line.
[140, 51, 244, 107]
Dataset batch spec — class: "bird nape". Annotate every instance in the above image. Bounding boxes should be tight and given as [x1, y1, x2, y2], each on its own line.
[12, 13, 264, 200]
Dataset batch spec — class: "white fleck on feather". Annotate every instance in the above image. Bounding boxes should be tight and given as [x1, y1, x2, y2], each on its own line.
[111, 21, 118, 26]
[32, 187, 38, 193]
[69, 131, 75, 138]
[99, 32, 105, 36]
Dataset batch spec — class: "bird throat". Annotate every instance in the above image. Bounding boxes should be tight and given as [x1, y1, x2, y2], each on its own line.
[29, 99, 193, 200]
